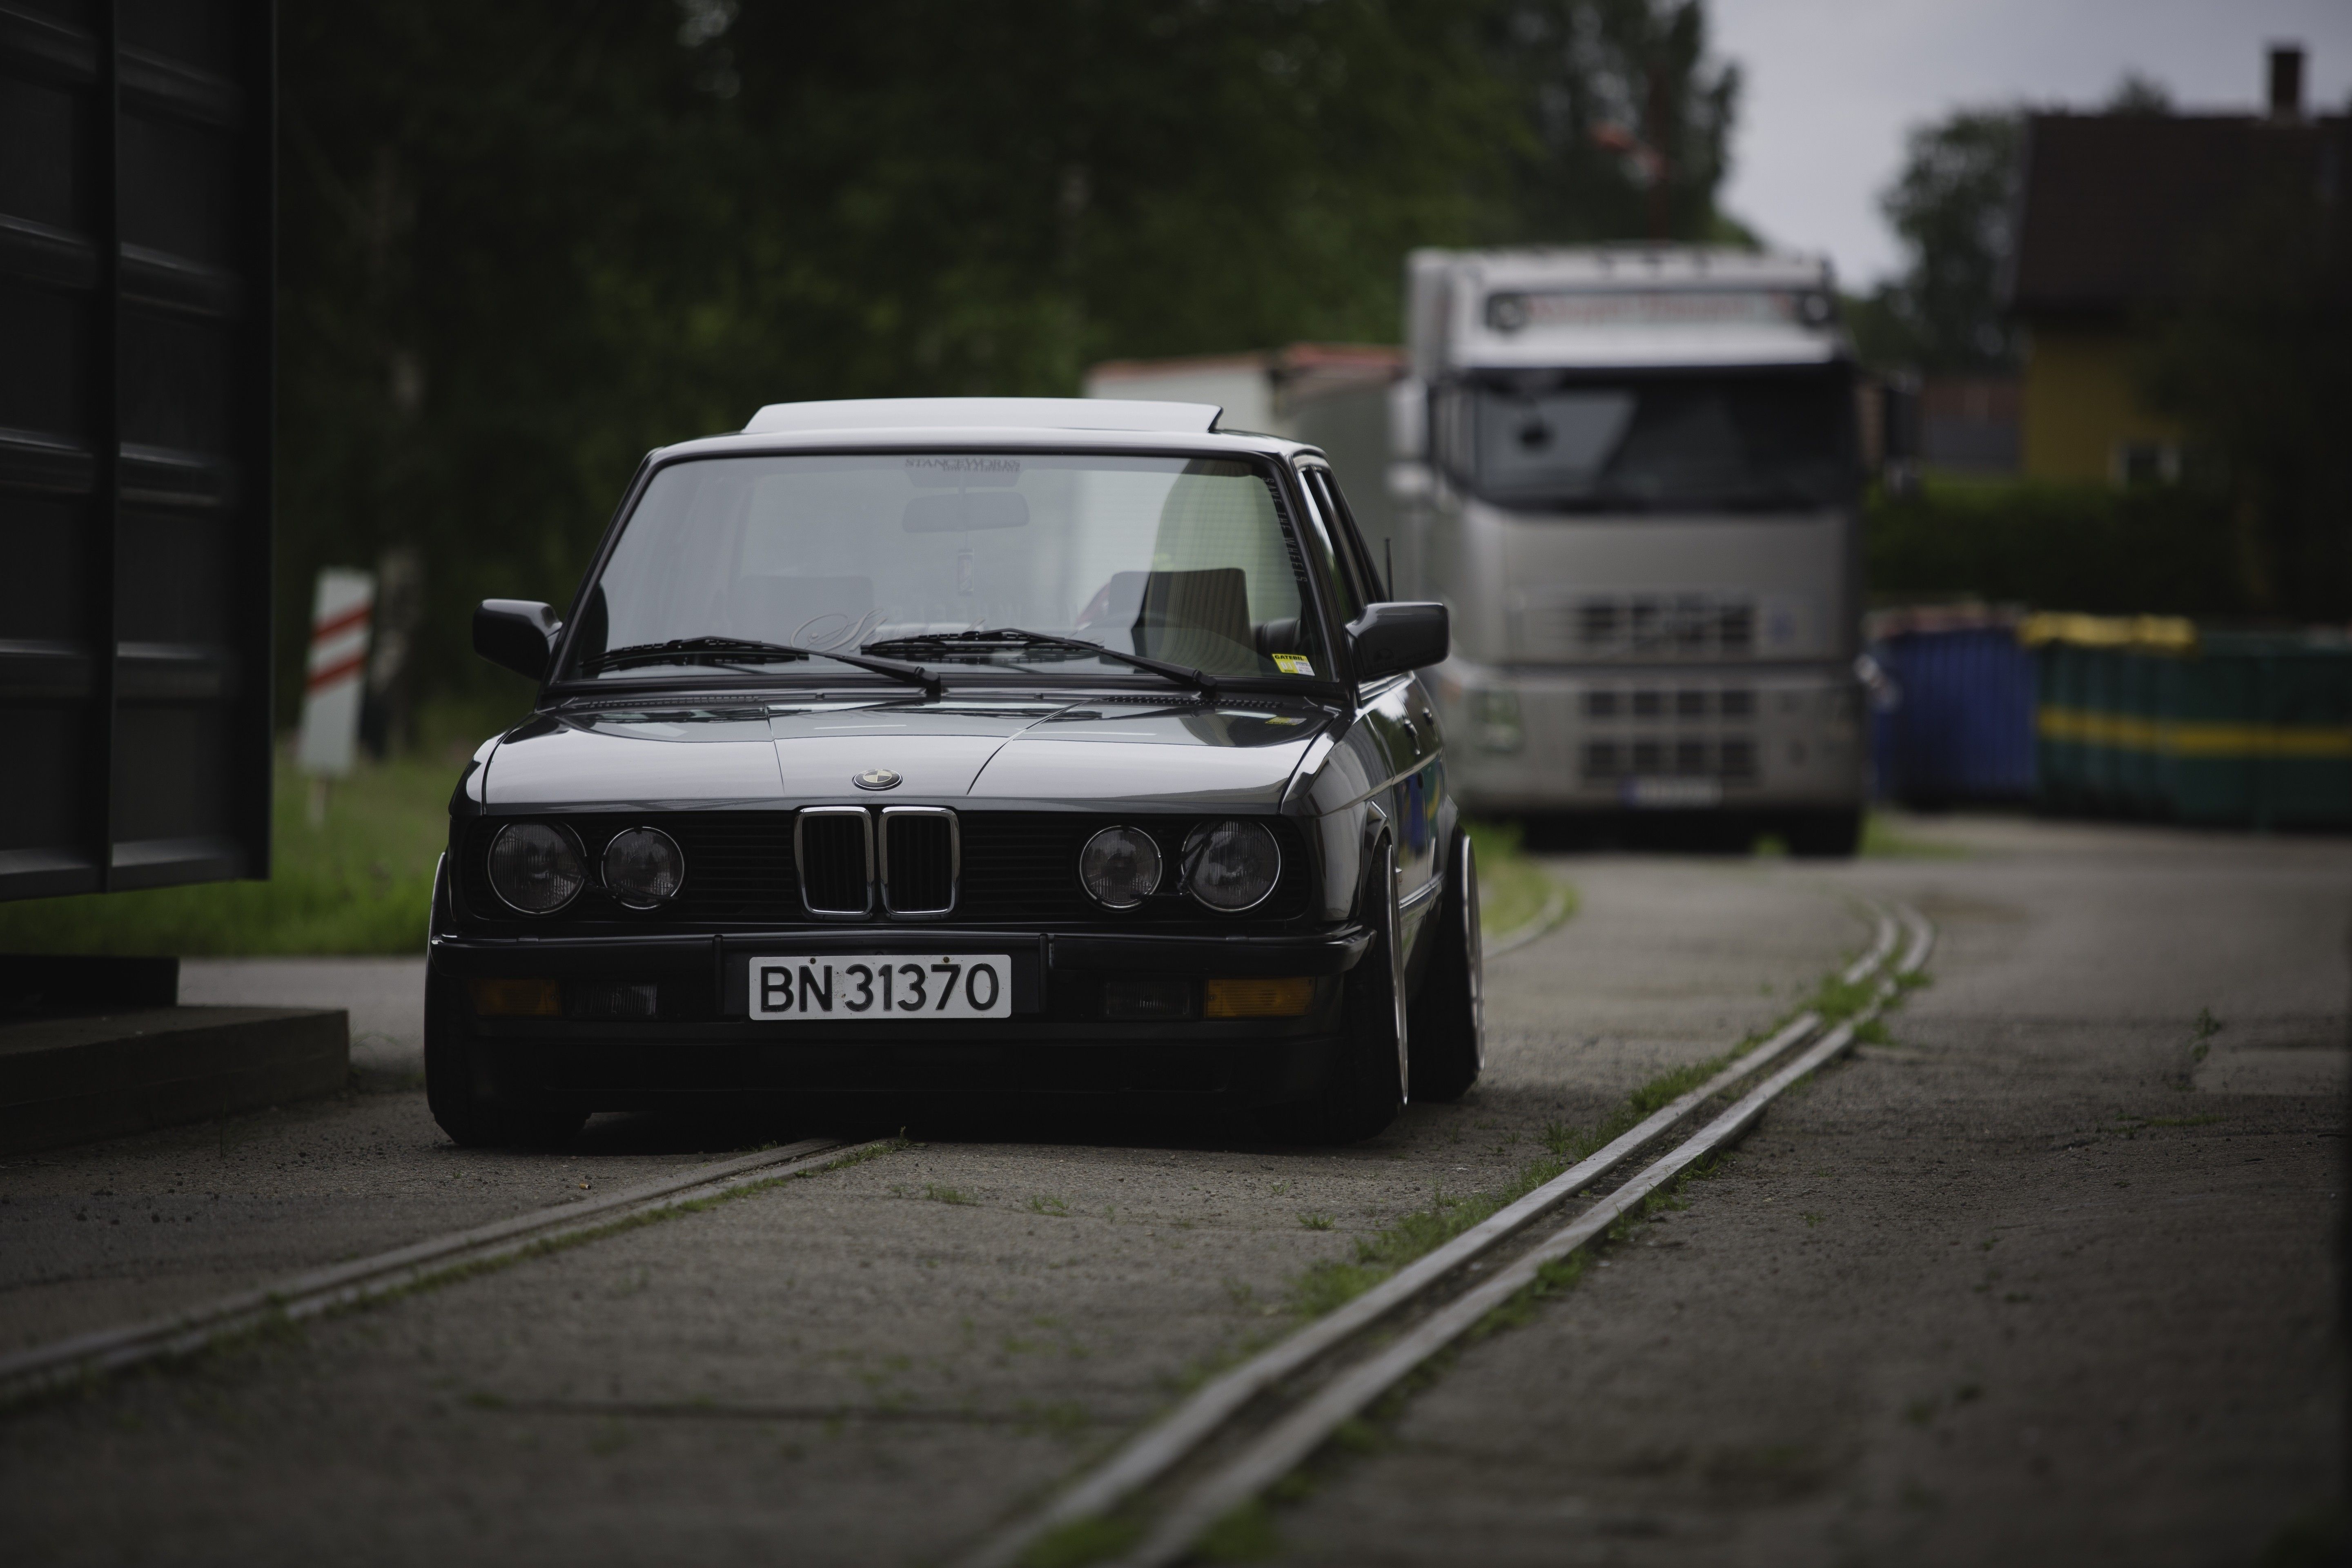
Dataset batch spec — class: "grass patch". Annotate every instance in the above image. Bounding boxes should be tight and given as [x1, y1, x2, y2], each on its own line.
[1466, 818, 1574, 938]
[0, 748, 454, 955]
[1019, 1514, 1144, 1568]
[1285, 929, 1926, 1323]
[1196, 1500, 1284, 1562]
[1286, 1056, 1732, 1319]
[1296, 1212, 1335, 1231]
[1467, 1252, 1588, 1340]
[924, 1184, 976, 1205]
[1861, 812, 1971, 860]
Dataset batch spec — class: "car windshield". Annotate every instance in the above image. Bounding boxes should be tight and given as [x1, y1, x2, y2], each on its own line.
[1451, 367, 1855, 512]
[563, 452, 1321, 686]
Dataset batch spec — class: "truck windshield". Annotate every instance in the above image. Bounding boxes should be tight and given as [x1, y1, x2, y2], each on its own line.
[562, 452, 1319, 686]
[1457, 367, 1855, 512]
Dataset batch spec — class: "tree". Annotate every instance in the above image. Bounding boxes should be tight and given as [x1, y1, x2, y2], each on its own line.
[1867, 109, 2024, 373]
[276, 0, 1746, 728]
[2138, 131, 2352, 619]
[1479, 0, 1740, 243]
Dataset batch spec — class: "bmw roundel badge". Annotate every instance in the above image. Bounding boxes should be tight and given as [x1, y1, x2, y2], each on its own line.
[853, 768, 902, 791]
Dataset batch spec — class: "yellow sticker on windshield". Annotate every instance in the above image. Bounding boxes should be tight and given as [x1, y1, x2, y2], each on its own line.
[1272, 654, 1315, 676]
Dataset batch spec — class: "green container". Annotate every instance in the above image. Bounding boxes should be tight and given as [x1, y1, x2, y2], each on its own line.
[2037, 628, 2352, 828]
[2168, 633, 2352, 828]
[2035, 643, 2089, 811]
[2120, 650, 2167, 815]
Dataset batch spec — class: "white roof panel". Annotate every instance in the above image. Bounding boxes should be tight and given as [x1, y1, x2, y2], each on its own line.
[743, 396, 1222, 436]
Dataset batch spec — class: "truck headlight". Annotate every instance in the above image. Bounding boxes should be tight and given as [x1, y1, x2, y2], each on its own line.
[1080, 826, 1162, 910]
[487, 822, 586, 914]
[1182, 820, 1280, 913]
[1472, 688, 1523, 753]
[603, 826, 685, 908]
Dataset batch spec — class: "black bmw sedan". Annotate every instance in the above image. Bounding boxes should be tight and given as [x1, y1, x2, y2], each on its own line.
[428, 397, 1481, 1145]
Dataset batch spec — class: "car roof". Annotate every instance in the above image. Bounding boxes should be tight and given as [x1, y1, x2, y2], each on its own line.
[744, 396, 1223, 435]
[651, 397, 1316, 463]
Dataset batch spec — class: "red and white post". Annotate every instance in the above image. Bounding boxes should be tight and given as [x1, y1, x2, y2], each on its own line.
[295, 568, 375, 824]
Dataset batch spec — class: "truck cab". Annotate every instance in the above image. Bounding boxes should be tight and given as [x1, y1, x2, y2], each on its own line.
[1390, 246, 1866, 853]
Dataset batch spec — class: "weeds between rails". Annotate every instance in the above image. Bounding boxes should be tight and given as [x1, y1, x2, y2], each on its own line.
[1283, 956, 1917, 1325]
[1021, 933, 1927, 1567]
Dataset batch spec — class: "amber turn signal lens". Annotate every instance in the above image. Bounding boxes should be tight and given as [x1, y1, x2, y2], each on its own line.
[470, 977, 561, 1017]
[1203, 976, 1314, 1018]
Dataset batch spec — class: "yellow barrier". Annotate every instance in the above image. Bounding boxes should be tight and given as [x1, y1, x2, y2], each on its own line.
[2017, 612, 2198, 653]
[2037, 706, 2352, 758]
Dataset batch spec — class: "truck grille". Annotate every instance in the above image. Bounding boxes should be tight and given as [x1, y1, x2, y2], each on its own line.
[1586, 685, 1755, 720]
[795, 809, 873, 915]
[1538, 594, 1755, 659]
[1582, 738, 1757, 784]
[880, 808, 958, 915]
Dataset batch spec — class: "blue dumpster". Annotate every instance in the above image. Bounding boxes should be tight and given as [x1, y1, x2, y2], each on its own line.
[1868, 610, 2038, 806]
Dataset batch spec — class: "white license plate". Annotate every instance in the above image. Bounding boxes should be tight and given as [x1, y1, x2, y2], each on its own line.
[1620, 777, 1724, 809]
[748, 956, 1012, 1020]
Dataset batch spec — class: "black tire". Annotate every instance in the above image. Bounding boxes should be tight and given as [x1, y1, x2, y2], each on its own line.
[1408, 831, 1484, 1102]
[1261, 841, 1406, 1145]
[1785, 808, 1864, 859]
[425, 970, 588, 1149]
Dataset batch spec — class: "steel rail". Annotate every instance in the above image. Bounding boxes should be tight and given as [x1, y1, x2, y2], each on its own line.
[0, 1134, 871, 1405]
[1111, 902, 1935, 1567]
[961, 902, 1904, 1568]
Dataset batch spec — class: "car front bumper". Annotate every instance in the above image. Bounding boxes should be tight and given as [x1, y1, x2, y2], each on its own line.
[428, 924, 1373, 1109]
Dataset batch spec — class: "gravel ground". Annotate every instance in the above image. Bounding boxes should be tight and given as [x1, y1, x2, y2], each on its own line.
[0, 858, 1857, 1565]
[1272, 815, 2347, 1567]
[2, 817, 2336, 1567]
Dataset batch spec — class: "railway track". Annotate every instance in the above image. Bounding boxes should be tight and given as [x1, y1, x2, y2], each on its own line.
[964, 900, 1934, 1568]
[0, 1134, 876, 1406]
[4, 896, 1928, 1568]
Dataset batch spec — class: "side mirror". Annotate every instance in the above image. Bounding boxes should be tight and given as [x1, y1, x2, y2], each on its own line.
[474, 599, 562, 681]
[1349, 601, 1449, 683]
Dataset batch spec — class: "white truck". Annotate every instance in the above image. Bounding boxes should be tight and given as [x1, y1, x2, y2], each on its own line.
[1087, 246, 1866, 853]
[1390, 245, 1866, 854]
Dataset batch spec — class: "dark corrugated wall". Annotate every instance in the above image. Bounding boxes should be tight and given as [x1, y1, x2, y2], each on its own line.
[0, 0, 275, 900]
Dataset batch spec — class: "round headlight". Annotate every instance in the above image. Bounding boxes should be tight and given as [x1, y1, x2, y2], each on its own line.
[1080, 825, 1162, 910]
[487, 822, 586, 914]
[1181, 820, 1281, 913]
[603, 826, 685, 908]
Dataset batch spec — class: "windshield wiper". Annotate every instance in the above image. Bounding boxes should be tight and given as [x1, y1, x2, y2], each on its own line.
[577, 635, 941, 697]
[862, 627, 1220, 695]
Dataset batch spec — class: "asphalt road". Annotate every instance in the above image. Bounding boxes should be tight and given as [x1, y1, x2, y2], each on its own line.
[0, 815, 2341, 1566]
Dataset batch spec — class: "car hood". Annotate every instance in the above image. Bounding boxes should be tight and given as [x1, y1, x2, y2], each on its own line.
[478, 697, 1336, 813]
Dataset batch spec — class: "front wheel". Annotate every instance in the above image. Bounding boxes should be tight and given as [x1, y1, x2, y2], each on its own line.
[1260, 841, 1405, 1145]
[1785, 808, 1863, 859]
[1408, 831, 1483, 1102]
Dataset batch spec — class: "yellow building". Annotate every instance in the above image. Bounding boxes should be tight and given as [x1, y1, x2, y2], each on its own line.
[2016, 324, 2183, 484]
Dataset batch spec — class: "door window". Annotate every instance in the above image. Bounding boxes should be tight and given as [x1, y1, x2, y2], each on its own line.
[1296, 468, 1368, 624]
[1310, 468, 1389, 601]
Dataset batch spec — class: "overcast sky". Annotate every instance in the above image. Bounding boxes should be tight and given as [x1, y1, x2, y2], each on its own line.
[1710, 0, 2352, 288]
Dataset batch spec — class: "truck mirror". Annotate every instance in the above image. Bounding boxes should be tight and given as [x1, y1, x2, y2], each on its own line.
[1350, 601, 1449, 682]
[474, 599, 562, 681]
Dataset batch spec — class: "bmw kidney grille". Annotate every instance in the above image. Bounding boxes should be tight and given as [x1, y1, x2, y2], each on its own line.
[795, 808, 874, 917]
[881, 808, 958, 915]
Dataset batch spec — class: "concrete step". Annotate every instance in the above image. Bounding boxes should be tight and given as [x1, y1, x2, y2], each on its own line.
[0, 1007, 349, 1156]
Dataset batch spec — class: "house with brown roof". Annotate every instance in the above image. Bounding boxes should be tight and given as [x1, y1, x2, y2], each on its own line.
[2009, 47, 2347, 483]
